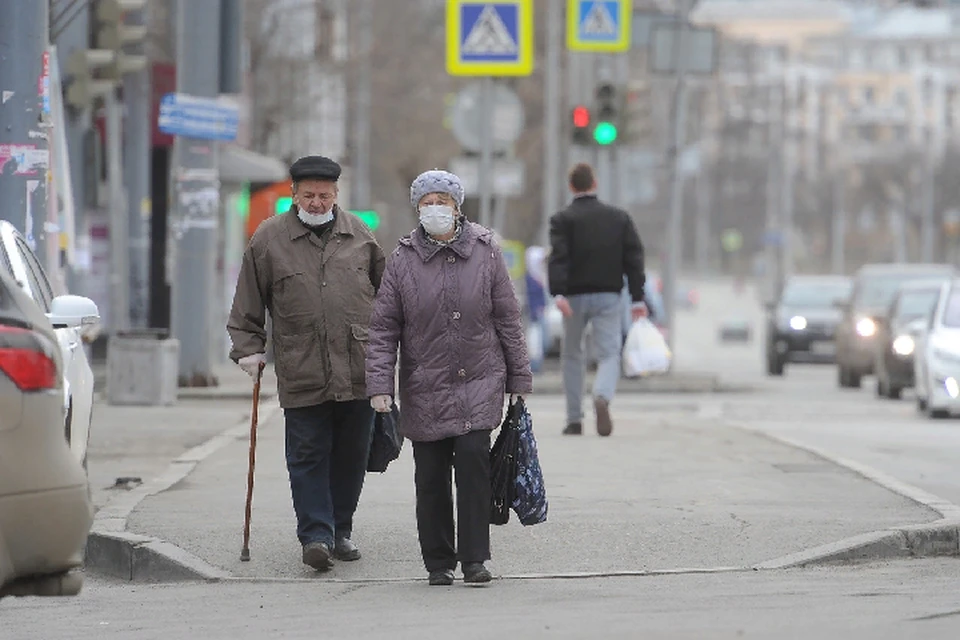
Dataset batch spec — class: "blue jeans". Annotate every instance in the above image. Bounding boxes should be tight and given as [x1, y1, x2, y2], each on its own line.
[561, 292, 624, 424]
[283, 400, 375, 547]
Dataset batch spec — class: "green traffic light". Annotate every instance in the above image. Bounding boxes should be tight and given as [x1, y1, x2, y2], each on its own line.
[353, 210, 380, 231]
[275, 196, 293, 214]
[593, 122, 618, 145]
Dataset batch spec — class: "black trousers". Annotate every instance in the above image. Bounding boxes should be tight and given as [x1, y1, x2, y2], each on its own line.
[412, 429, 492, 572]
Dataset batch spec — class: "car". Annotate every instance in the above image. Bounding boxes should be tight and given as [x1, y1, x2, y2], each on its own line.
[913, 278, 960, 418]
[0, 221, 99, 469]
[873, 279, 947, 400]
[0, 268, 93, 598]
[835, 263, 957, 389]
[764, 274, 853, 376]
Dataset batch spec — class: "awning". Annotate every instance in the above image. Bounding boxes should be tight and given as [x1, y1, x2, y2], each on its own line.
[219, 144, 288, 183]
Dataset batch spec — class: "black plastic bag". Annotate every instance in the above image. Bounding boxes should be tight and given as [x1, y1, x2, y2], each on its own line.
[367, 403, 403, 473]
[489, 398, 522, 525]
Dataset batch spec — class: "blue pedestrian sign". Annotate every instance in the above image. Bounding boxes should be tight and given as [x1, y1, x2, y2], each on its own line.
[446, 0, 534, 77]
[158, 93, 240, 141]
[566, 0, 631, 52]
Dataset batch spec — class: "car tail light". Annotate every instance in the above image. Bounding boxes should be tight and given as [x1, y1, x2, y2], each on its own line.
[0, 325, 58, 391]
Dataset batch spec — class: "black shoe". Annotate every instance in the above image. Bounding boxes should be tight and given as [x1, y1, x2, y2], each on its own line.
[428, 569, 455, 586]
[562, 422, 582, 435]
[334, 537, 361, 561]
[462, 562, 492, 584]
[302, 542, 333, 571]
[594, 397, 613, 437]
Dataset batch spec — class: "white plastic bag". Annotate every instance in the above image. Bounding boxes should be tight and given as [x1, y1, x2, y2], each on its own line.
[622, 318, 671, 378]
[526, 323, 544, 363]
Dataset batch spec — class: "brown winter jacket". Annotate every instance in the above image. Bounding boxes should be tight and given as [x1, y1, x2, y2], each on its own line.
[366, 221, 533, 442]
[227, 206, 386, 408]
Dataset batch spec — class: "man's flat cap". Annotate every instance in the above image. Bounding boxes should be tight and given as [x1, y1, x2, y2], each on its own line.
[289, 155, 341, 182]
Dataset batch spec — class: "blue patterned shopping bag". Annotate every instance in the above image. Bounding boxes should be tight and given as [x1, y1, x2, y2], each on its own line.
[511, 399, 547, 526]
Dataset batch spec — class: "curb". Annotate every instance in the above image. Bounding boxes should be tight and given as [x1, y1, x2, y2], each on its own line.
[84, 401, 282, 583]
[738, 426, 960, 569]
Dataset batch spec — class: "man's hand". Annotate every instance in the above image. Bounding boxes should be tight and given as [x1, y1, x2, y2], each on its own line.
[238, 353, 266, 378]
[631, 302, 648, 322]
[555, 296, 573, 318]
[370, 395, 392, 413]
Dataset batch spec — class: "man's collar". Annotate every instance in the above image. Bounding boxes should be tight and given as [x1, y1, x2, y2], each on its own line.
[573, 192, 597, 200]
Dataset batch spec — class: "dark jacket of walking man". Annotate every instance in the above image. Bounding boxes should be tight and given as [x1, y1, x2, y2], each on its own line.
[227, 155, 386, 571]
[548, 163, 646, 437]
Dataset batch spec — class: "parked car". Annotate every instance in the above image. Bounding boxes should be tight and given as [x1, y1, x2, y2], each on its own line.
[873, 279, 947, 400]
[764, 274, 853, 376]
[835, 263, 957, 388]
[0, 268, 93, 598]
[0, 221, 99, 468]
[913, 278, 960, 418]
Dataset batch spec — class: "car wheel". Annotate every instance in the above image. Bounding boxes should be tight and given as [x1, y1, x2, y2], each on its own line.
[929, 406, 950, 419]
[767, 356, 784, 376]
[838, 366, 861, 388]
[875, 376, 885, 397]
[885, 385, 903, 400]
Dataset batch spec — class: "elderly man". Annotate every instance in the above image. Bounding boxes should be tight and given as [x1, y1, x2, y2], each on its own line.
[228, 155, 386, 571]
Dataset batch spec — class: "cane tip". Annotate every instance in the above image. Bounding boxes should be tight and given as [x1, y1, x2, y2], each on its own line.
[240, 548, 250, 562]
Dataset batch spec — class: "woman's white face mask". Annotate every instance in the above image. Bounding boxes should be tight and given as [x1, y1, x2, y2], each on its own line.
[419, 204, 456, 236]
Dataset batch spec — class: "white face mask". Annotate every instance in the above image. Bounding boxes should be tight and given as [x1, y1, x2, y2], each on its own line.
[419, 204, 456, 236]
[297, 205, 334, 227]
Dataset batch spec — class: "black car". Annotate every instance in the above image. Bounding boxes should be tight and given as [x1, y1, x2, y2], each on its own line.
[765, 275, 853, 376]
[873, 279, 946, 399]
[836, 263, 957, 388]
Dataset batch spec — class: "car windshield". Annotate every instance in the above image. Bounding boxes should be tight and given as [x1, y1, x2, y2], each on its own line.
[895, 289, 939, 320]
[942, 290, 960, 328]
[855, 273, 947, 309]
[780, 281, 851, 308]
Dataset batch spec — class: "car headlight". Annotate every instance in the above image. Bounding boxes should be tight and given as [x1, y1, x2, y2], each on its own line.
[892, 335, 915, 356]
[789, 315, 807, 331]
[856, 317, 876, 337]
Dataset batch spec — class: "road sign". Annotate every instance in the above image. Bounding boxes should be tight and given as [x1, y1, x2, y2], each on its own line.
[448, 156, 525, 197]
[500, 239, 526, 279]
[450, 82, 525, 153]
[158, 93, 240, 141]
[446, 0, 534, 76]
[567, 0, 631, 53]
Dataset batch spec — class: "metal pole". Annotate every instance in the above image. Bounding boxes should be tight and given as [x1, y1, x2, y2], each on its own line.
[920, 125, 936, 262]
[0, 0, 48, 242]
[780, 62, 796, 280]
[478, 76, 494, 228]
[105, 90, 130, 333]
[831, 157, 846, 275]
[664, 0, 693, 356]
[695, 146, 711, 276]
[171, 0, 222, 386]
[350, 0, 372, 210]
[764, 75, 784, 301]
[123, 5, 150, 329]
[540, 0, 562, 246]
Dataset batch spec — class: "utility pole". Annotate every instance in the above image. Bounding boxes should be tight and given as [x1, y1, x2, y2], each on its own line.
[350, 0, 372, 211]
[0, 1, 49, 242]
[105, 89, 130, 333]
[920, 124, 936, 262]
[539, 0, 562, 246]
[171, 0, 222, 386]
[477, 76, 494, 229]
[764, 69, 784, 302]
[123, 4, 151, 328]
[780, 61, 797, 280]
[663, 0, 694, 356]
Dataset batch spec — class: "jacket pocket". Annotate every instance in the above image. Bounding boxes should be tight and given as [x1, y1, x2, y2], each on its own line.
[272, 271, 313, 319]
[349, 323, 369, 386]
[274, 330, 327, 393]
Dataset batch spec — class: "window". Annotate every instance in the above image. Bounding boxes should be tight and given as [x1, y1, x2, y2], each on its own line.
[941, 289, 960, 328]
[13, 237, 53, 312]
[894, 289, 941, 321]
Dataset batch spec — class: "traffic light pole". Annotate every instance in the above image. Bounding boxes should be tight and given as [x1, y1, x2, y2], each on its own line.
[171, 0, 222, 386]
[539, 0, 562, 245]
[477, 76, 494, 229]
[0, 2, 49, 239]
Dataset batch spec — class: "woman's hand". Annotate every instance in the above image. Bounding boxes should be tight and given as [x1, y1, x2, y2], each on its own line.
[370, 395, 392, 413]
[510, 394, 524, 403]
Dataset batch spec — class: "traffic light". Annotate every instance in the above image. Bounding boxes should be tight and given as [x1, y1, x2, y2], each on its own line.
[571, 105, 592, 145]
[622, 80, 653, 144]
[65, 0, 147, 109]
[593, 83, 621, 146]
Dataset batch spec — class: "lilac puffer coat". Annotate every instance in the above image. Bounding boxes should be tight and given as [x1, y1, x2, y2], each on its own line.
[366, 221, 533, 442]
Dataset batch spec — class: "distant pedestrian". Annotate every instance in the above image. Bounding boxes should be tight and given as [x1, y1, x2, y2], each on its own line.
[366, 169, 533, 586]
[227, 155, 386, 572]
[548, 163, 646, 437]
[524, 246, 549, 373]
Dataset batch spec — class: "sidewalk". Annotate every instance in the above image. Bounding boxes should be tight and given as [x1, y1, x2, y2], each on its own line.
[100, 396, 939, 582]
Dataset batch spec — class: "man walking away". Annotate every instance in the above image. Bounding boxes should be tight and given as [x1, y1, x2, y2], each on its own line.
[548, 163, 646, 437]
[228, 155, 386, 571]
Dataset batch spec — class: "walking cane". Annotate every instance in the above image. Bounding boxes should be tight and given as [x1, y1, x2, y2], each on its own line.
[240, 362, 265, 562]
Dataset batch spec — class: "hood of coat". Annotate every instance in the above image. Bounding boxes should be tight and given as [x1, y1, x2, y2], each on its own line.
[400, 220, 493, 262]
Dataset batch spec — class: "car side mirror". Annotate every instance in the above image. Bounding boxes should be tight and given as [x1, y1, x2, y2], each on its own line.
[47, 295, 100, 329]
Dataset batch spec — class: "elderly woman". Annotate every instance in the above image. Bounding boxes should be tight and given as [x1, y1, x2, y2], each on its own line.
[366, 170, 533, 586]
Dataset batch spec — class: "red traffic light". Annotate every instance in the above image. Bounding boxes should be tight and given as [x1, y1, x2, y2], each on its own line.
[572, 105, 590, 128]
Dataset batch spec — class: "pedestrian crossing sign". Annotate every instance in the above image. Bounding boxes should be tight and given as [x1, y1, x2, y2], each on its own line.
[446, 0, 534, 76]
[567, 0, 631, 53]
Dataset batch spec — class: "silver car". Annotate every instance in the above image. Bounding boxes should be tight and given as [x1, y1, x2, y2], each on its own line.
[0, 269, 93, 598]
